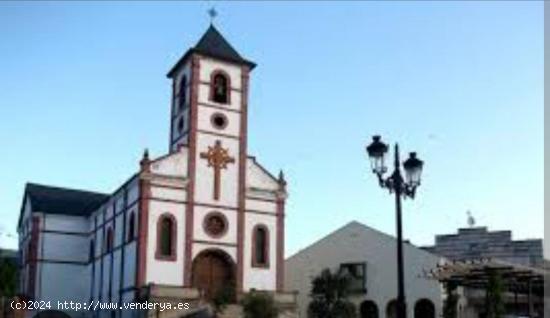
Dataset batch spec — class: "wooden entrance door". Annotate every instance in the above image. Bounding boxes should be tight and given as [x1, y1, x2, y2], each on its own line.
[192, 250, 234, 299]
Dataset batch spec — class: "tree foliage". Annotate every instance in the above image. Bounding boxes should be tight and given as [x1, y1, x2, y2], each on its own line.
[211, 282, 236, 315]
[486, 271, 504, 318]
[0, 257, 17, 297]
[241, 291, 278, 318]
[307, 268, 357, 318]
[443, 280, 459, 318]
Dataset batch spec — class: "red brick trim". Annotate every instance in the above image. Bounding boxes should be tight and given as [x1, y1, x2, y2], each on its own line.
[202, 211, 229, 239]
[184, 55, 200, 286]
[208, 69, 232, 105]
[155, 213, 177, 261]
[276, 197, 285, 291]
[251, 224, 270, 269]
[237, 66, 250, 292]
[136, 156, 151, 293]
[27, 216, 40, 299]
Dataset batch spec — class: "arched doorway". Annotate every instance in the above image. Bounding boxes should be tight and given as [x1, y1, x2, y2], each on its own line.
[414, 299, 435, 318]
[386, 300, 397, 318]
[360, 300, 379, 318]
[191, 249, 235, 299]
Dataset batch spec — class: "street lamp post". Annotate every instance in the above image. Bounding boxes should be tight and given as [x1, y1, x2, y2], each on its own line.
[366, 135, 424, 318]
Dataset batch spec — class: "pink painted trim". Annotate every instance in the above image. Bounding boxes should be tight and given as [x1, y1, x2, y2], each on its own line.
[276, 198, 285, 291]
[184, 54, 201, 286]
[136, 157, 151, 292]
[155, 213, 177, 261]
[237, 66, 250, 291]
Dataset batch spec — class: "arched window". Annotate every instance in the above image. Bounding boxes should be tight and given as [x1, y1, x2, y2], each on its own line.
[252, 225, 269, 267]
[178, 76, 187, 110]
[156, 214, 176, 260]
[177, 116, 185, 134]
[360, 300, 379, 318]
[414, 299, 435, 318]
[89, 239, 95, 262]
[210, 71, 230, 104]
[127, 212, 136, 243]
[105, 227, 113, 253]
[386, 300, 398, 318]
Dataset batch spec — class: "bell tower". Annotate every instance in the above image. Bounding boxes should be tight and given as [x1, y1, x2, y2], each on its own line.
[167, 25, 256, 152]
[166, 24, 257, 290]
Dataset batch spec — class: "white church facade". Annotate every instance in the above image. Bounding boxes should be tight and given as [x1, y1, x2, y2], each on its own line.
[17, 25, 287, 317]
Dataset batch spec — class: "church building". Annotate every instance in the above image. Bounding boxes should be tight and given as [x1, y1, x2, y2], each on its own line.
[17, 24, 288, 317]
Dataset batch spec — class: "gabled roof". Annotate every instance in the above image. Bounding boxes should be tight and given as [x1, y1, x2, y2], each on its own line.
[20, 183, 108, 224]
[167, 24, 256, 78]
[286, 221, 439, 261]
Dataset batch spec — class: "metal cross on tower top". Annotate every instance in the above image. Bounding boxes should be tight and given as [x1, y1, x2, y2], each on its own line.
[200, 140, 235, 200]
[208, 6, 218, 24]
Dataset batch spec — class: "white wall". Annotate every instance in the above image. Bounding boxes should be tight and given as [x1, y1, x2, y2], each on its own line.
[38, 263, 90, 304]
[285, 221, 443, 318]
[95, 177, 138, 302]
[243, 212, 278, 291]
[145, 197, 186, 285]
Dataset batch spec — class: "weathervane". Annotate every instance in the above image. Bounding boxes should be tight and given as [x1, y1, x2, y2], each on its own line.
[467, 210, 476, 228]
[207, 6, 218, 24]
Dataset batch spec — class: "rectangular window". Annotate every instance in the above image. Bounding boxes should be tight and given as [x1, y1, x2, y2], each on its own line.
[339, 262, 367, 293]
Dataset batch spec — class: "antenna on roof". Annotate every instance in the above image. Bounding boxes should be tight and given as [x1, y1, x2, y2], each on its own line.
[467, 210, 476, 228]
[207, 6, 218, 25]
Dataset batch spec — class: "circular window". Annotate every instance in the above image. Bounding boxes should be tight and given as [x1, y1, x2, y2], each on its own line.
[203, 212, 228, 238]
[210, 113, 228, 130]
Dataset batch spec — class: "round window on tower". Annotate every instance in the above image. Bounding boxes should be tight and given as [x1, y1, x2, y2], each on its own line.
[203, 212, 228, 238]
[210, 112, 228, 130]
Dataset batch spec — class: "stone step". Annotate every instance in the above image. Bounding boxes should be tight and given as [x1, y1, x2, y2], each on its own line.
[217, 304, 243, 318]
[181, 306, 213, 318]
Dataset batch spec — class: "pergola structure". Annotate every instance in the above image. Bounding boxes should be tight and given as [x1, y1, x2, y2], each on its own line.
[425, 258, 547, 317]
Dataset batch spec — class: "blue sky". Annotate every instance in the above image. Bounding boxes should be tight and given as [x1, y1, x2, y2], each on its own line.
[0, 1, 544, 256]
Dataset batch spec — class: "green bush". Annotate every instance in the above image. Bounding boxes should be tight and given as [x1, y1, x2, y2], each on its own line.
[241, 291, 279, 318]
[0, 258, 17, 297]
[211, 283, 236, 314]
[307, 268, 357, 318]
[443, 281, 458, 318]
